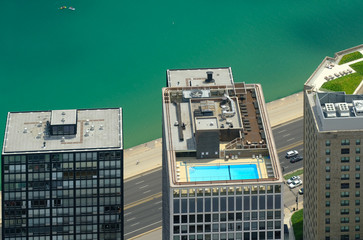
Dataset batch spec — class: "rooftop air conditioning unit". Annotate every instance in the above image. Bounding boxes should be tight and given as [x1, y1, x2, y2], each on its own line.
[324, 103, 336, 118]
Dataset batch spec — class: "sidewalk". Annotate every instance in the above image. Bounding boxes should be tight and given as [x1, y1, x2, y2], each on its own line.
[124, 91, 304, 181]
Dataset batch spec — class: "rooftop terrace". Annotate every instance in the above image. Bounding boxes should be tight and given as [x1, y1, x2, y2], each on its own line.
[163, 68, 281, 186]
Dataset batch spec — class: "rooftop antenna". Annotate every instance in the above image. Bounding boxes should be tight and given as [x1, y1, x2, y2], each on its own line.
[99, 125, 104, 130]
[61, 137, 65, 142]
[23, 128, 28, 133]
[85, 119, 90, 125]
[90, 125, 95, 131]
[37, 132, 42, 139]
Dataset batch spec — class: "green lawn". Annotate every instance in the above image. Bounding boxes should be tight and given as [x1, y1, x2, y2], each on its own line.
[284, 169, 303, 180]
[351, 60, 363, 74]
[339, 51, 363, 65]
[321, 60, 363, 94]
[291, 209, 303, 240]
[320, 72, 362, 94]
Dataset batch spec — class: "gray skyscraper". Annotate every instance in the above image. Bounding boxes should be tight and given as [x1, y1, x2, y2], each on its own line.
[304, 45, 363, 240]
[162, 68, 284, 240]
[2, 108, 123, 240]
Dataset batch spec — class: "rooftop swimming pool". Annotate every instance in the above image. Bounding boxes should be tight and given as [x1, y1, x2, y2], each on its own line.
[188, 164, 259, 182]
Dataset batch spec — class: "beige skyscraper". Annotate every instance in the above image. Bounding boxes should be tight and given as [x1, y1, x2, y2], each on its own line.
[304, 45, 363, 240]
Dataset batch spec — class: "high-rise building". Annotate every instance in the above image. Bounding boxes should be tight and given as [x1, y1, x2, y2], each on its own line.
[304, 45, 363, 240]
[162, 68, 284, 240]
[2, 108, 123, 240]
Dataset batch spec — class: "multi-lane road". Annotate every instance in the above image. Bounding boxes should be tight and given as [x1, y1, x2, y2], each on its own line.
[124, 118, 304, 239]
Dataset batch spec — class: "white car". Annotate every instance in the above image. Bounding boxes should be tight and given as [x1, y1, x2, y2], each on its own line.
[289, 179, 302, 189]
[287, 176, 300, 184]
[286, 150, 298, 158]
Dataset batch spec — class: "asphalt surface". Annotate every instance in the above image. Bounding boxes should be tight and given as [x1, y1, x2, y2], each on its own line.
[124, 118, 304, 239]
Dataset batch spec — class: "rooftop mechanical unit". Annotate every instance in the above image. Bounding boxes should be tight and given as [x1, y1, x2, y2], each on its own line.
[324, 103, 336, 118]
[336, 102, 349, 117]
[353, 100, 363, 113]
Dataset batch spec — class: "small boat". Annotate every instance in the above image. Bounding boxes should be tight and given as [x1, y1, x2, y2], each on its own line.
[59, 6, 67, 9]
[69, 7, 75, 10]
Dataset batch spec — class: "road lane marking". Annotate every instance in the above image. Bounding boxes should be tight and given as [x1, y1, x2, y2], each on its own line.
[143, 190, 151, 194]
[139, 184, 149, 189]
[127, 226, 162, 240]
[135, 180, 144, 185]
[286, 138, 295, 142]
[131, 222, 140, 227]
[282, 134, 290, 138]
[126, 217, 136, 222]
[277, 129, 286, 134]
[125, 221, 162, 237]
[277, 140, 303, 154]
[154, 200, 162, 205]
[124, 212, 132, 216]
[124, 192, 162, 210]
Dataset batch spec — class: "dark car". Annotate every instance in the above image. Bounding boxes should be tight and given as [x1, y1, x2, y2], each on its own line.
[299, 188, 304, 195]
[290, 155, 303, 163]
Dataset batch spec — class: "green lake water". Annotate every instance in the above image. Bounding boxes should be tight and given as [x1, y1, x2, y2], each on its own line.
[1, 0, 363, 149]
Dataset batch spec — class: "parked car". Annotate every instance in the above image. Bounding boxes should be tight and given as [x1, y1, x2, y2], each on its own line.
[286, 150, 298, 158]
[290, 155, 303, 163]
[287, 176, 300, 184]
[299, 188, 304, 195]
[289, 179, 302, 189]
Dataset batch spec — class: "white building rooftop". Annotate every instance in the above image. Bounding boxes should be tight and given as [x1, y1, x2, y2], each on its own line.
[2, 108, 123, 154]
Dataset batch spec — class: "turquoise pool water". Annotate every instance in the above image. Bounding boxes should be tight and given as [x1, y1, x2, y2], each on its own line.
[189, 164, 259, 182]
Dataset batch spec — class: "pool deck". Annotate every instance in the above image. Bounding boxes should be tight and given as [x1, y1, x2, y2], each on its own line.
[175, 156, 268, 182]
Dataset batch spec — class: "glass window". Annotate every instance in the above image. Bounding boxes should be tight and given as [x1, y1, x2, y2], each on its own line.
[357, 148, 361, 154]
[326, 175, 331, 181]
[212, 198, 218, 212]
[356, 200, 360, 206]
[357, 139, 361, 145]
[326, 158, 331, 163]
[326, 149, 331, 155]
[341, 139, 350, 145]
[341, 148, 350, 154]
[356, 156, 361, 162]
[326, 166, 330, 172]
[326, 140, 331, 146]
[356, 174, 360, 180]
[326, 192, 330, 198]
[341, 157, 350, 162]
[326, 209, 330, 215]
[326, 184, 331, 189]
[228, 197, 234, 211]
[341, 166, 350, 171]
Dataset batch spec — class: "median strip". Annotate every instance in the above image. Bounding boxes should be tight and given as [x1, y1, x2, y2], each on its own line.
[277, 140, 303, 154]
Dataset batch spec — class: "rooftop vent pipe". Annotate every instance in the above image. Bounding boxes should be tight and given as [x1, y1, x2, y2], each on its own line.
[205, 71, 214, 83]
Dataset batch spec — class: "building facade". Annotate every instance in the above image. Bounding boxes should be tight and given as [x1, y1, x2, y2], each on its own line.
[304, 45, 363, 240]
[162, 68, 284, 240]
[2, 108, 123, 240]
